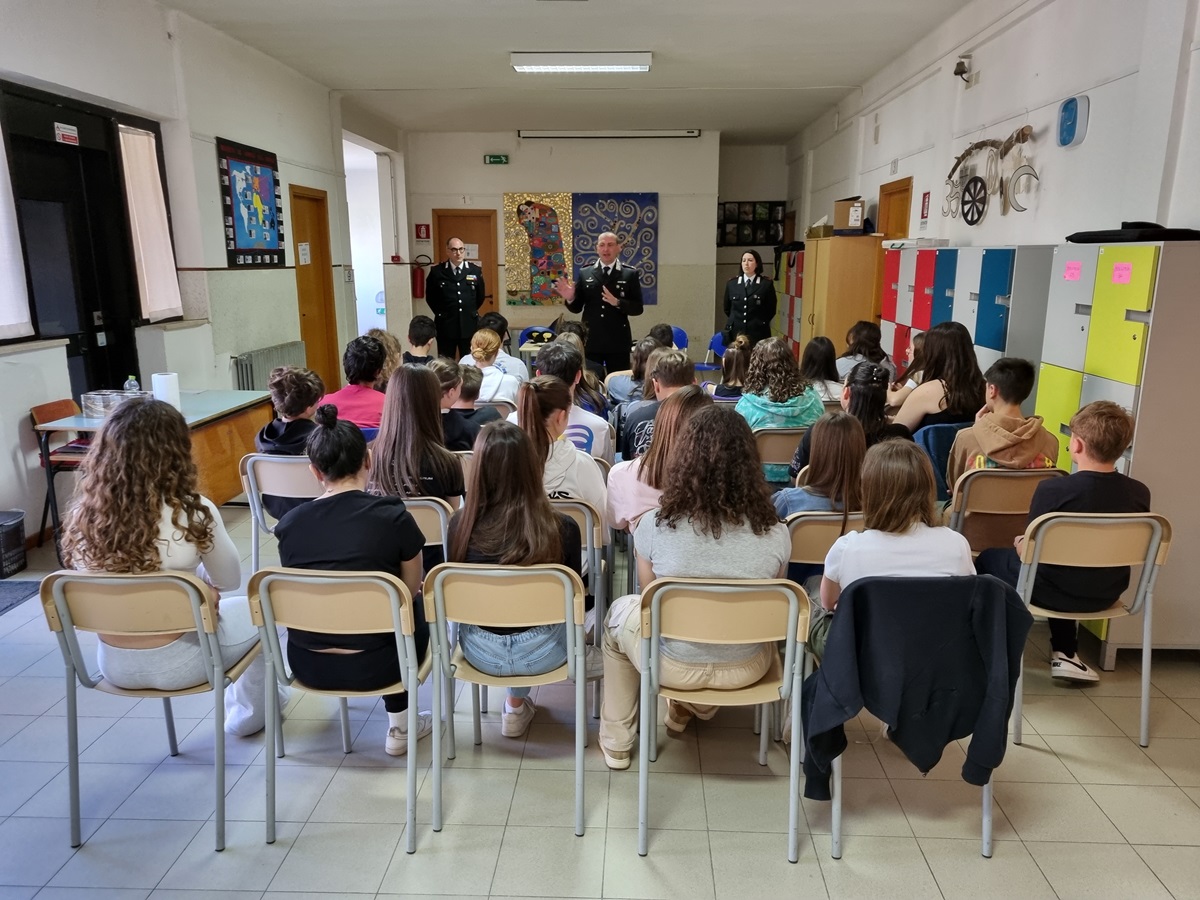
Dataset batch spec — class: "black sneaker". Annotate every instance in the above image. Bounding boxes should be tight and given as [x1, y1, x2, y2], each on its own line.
[1050, 651, 1099, 683]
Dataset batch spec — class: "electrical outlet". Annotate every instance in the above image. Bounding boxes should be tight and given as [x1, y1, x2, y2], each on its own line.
[344, 266, 354, 283]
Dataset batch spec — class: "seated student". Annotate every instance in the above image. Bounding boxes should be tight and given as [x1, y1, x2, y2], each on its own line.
[321, 335, 387, 428]
[518, 376, 608, 529]
[649, 322, 677, 349]
[887, 330, 926, 408]
[255, 365, 325, 519]
[448, 421, 585, 738]
[402, 315, 436, 367]
[619, 348, 695, 460]
[607, 385, 711, 533]
[460, 311, 529, 382]
[799, 336, 844, 402]
[516, 340, 614, 462]
[367, 327, 404, 393]
[469, 328, 521, 406]
[735, 336, 824, 483]
[790, 361, 913, 478]
[711, 335, 751, 400]
[275, 405, 432, 756]
[892, 320, 986, 433]
[946, 357, 1059, 488]
[813, 440, 974, 659]
[837, 320, 897, 382]
[599, 406, 791, 769]
[61, 397, 281, 738]
[774, 412, 866, 519]
[556, 330, 610, 419]
[607, 336, 660, 406]
[426, 358, 474, 452]
[976, 401, 1150, 682]
[455, 364, 503, 426]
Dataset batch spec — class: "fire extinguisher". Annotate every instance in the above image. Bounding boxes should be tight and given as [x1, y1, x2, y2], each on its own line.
[411, 254, 432, 299]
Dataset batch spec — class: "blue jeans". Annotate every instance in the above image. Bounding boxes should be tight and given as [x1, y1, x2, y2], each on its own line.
[458, 623, 568, 700]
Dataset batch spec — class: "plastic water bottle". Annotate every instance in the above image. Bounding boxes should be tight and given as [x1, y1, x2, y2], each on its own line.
[122, 375, 140, 391]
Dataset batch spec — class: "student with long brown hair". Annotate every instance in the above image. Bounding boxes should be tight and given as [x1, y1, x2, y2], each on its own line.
[448, 421, 583, 738]
[773, 412, 866, 523]
[599, 406, 791, 769]
[837, 320, 896, 381]
[371, 364, 465, 503]
[798, 336, 843, 402]
[61, 397, 277, 736]
[892, 320, 986, 432]
[606, 385, 712, 532]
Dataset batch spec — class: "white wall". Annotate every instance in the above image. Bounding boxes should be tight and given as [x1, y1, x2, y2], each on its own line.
[404, 131, 720, 350]
[343, 140, 386, 333]
[793, 0, 1200, 244]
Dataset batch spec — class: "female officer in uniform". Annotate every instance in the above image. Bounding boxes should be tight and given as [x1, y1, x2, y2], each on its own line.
[722, 249, 776, 348]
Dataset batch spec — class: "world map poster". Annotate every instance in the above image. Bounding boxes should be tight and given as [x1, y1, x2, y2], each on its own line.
[216, 137, 286, 268]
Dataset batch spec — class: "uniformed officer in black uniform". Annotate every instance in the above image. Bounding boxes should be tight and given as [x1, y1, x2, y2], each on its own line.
[553, 231, 644, 373]
[425, 237, 486, 358]
[722, 248, 777, 347]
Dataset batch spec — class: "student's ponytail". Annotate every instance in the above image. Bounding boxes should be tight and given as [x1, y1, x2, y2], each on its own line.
[518, 376, 572, 462]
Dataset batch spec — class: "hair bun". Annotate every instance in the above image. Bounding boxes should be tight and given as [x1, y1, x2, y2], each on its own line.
[314, 404, 339, 428]
[869, 365, 888, 385]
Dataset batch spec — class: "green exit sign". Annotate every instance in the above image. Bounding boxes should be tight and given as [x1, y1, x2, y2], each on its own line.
[483, 154, 509, 165]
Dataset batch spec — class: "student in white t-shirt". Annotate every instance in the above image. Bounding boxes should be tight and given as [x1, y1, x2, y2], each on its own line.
[459, 311, 529, 382]
[814, 439, 974, 658]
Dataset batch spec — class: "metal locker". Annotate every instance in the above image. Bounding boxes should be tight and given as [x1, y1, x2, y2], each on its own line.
[1079, 372, 1139, 418]
[896, 249, 917, 326]
[1034, 363, 1084, 471]
[975, 248, 1015, 352]
[1042, 244, 1098, 371]
[931, 248, 957, 326]
[951, 248, 984, 340]
[881, 249, 900, 322]
[893, 324, 912, 374]
[880, 319, 897, 361]
[974, 345, 1003, 375]
[912, 249, 936, 330]
[1083, 245, 1159, 386]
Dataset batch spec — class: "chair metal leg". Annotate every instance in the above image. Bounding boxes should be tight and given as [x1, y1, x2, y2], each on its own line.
[981, 779, 993, 858]
[1140, 601, 1153, 748]
[753, 703, 762, 735]
[432, 665, 444, 832]
[251, 530, 259, 577]
[788, 672, 803, 863]
[446, 678, 457, 760]
[481, 685, 489, 714]
[637, 655, 652, 856]
[38, 489, 51, 547]
[405, 684, 418, 854]
[758, 705, 769, 766]
[66, 669, 81, 848]
[1012, 663, 1024, 745]
[575, 643, 586, 837]
[830, 754, 843, 860]
[214, 664, 226, 852]
[339, 697, 352, 753]
[471, 684, 483, 746]
[265, 666, 277, 844]
[163, 697, 179, 756]
[275, 700, 285, 759]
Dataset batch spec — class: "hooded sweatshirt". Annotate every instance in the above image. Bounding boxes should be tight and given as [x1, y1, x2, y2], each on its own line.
[735, 387, 825, 483]
[254, 418, 318, 519]
[946, 412, 1060, 489]
[542, 439, 609, 533]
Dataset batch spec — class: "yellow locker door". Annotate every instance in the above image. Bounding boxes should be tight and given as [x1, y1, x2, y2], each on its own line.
[1083, 245, 1159, 385]
[1034, 363, 1084, 471]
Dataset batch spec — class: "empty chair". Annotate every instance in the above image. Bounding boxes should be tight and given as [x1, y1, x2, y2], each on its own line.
[41, 570, 262, 851]
[948, 468, 1067, 554]
[913, 422, 972, 502]
[694, 331, 726, 374]
[753, 427, 808, 471]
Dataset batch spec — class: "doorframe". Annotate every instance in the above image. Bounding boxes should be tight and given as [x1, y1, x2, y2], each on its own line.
[288, 184, 340, 386]
[432, 208, 499, 315]
[872, 176, 913, 320]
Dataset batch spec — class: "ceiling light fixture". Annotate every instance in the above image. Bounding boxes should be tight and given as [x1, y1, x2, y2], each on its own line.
[510, 52, 651, 73]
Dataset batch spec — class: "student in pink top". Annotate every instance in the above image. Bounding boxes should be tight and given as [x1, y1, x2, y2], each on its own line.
[606, 385, 712, 532]
[320, 335, 387, 429]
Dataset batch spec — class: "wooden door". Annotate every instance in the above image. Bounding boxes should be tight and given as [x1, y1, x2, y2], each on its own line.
[433, 209, 498, 317]
[289, 186, 340, 389]
[873, 177, 913, 320]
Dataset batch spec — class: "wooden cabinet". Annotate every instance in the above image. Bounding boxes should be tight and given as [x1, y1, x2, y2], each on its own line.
[798, 236, 880, 352]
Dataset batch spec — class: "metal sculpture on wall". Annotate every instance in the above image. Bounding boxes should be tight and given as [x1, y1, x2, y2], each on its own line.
[943, 125, 1037, 223]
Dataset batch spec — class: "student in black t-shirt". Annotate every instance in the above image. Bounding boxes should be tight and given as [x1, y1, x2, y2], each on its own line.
[402, 314, 436, 367]
[255, 365, 325, 519]
[427, 358, 474, 451]
[447, 421, 584, 739]
[976, 401, 1150, 682]
[274, 404, 432, 757]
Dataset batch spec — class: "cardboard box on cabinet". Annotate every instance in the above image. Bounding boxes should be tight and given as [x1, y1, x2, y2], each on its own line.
[833, 196, 865, 233]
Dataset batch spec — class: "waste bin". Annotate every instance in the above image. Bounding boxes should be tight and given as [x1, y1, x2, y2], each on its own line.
[0, 511, 27, 579]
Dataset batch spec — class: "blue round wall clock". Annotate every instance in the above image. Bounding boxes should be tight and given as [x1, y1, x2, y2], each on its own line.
[1058, 96, 1089, 148]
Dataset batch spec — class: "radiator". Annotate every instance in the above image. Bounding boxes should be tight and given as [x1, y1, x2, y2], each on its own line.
[233, 341, 307, 390]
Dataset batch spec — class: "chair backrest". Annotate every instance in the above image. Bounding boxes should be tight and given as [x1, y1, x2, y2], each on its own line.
[424, 562, 585, 629]
[707, 331, 727, 360]
[475, 399, 516, 418]
[454, 450, 474, 488]
[551, 498, 604, 563]
[405, 496, 454, 551]
[823, 400, 842, 414]
[912, 422, 972, 502]
[240, 453, 324, 536]
[753, 427, 807, 468]
[1017, 512, 1172, 615]
[640, 577, 808, 645]
[359, 426, 380, 443]
[590, 456, 612, 483]
[671, 326, 688, 350]
[794, 465, 810, 487]
[31, 399, 81, 428]
[248, 567, 415, 636]
[949, 468, 1067, 552]
[786, 510, 866, 565]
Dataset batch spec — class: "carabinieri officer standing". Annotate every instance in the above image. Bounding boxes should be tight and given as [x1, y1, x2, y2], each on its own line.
[554, 231, 644, 373]
[426, 236, 486, 358]
[722, 249, 777, 347]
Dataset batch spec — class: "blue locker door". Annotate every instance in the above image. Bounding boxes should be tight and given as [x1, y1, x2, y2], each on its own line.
[931, 249, 957, 326]
[975, 248, 1014, 351]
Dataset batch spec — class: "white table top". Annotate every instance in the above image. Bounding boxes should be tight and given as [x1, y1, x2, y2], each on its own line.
[34, 389, 270, 432]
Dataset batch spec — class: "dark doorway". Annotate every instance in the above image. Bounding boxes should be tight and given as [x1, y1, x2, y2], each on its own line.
[2, 90, 146, 397]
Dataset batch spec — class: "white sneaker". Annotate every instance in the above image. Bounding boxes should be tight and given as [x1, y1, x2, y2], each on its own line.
[1050, 651, 1099, 683]
[501, 700, 536, 738]
[385, 711, 434, 756]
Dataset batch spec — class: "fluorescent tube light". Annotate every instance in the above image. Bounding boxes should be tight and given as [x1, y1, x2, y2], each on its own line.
[518, 129, 700, 139]
[511, 52, 651, 73]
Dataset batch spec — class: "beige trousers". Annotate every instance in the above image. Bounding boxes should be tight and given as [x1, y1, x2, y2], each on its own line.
[599, 605, 774, 752]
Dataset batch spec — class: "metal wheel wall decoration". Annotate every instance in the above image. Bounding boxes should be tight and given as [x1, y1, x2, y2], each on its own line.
[961, 176, 988, 226]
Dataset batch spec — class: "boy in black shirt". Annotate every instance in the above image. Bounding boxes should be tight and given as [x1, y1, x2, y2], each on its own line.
[255, 365, 324, 518]
[402, 315, 436, 366]
[977, 401, 1150, 682]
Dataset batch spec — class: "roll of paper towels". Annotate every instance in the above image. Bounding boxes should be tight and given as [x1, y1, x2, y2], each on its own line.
[152, 372, 181, 410]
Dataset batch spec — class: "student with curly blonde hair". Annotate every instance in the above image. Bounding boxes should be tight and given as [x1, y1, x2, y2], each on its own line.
[599, 406, 791, 769]
[469, 328, 520, 406]
[366, 327, 404, 392]
[61, 397, 279, 736]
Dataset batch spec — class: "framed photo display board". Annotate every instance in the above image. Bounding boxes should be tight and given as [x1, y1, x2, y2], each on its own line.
[717, 200, 786, 247]
[216, 137, 286, 268]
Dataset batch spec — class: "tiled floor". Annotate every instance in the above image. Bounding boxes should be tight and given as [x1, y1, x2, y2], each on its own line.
[2, 505, 1200, 898]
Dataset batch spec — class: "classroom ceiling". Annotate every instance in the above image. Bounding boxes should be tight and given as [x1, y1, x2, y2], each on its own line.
[159, 0, 969, 143]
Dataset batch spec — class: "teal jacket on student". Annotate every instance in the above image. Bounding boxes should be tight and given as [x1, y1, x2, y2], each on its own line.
[735, 388, 824, 484]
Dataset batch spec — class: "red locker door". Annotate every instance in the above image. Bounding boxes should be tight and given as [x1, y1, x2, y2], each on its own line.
[912, 249, 936, 330]
[881, 250, 900, 322]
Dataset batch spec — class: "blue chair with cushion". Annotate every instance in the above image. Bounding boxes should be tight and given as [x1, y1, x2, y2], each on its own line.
[913, 422, 972, 503]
